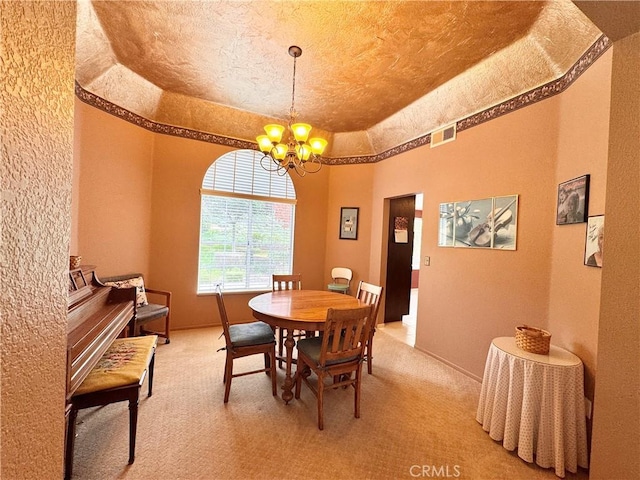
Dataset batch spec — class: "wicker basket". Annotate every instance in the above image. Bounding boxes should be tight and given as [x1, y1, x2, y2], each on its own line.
[515, 325, 551, 354]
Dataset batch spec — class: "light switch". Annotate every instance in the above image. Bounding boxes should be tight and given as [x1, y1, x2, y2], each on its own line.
[424, 256, 430, 266]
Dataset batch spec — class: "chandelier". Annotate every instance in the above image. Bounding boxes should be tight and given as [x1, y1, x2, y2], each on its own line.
[256, 46, 328, 177]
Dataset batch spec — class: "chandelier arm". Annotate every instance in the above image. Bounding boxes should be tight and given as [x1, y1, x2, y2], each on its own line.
[290, 160, 307, 177]
[260, 154, 284, 173]
[302, 155, 323, 174]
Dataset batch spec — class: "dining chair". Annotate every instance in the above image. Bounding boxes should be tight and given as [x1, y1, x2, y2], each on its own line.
[327, 267, 353, 294]
[214, 284, 277, 403]
[355, 280, 384, 374]
[295, 305, 374, 430]
[272, 274, 310, 369]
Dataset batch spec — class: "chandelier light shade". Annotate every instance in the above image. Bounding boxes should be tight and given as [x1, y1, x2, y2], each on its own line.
[256, 46, 328, 176]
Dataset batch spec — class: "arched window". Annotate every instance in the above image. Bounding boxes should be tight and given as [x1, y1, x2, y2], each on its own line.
[198, 150, 296, 293]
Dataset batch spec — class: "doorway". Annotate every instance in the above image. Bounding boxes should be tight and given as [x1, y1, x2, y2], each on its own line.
[384, 195, 415, 324]
[380, 194, 421, 346]
[405, 193, 422, 334]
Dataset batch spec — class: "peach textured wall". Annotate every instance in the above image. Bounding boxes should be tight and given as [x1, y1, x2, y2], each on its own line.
[590, 32, 640, 480]
[146, 134, 330, 329]
[0, 1, 75, 478]
[71, 102, 81, 255]
[324, 50, 613, 383]
[371, 97, 559, 380]
[75, 109, 331, 330]
[548, 48, 612, 402]
[75, 101, 155, 277]
[323, 163, 375, 292]
[367, 146, 429, 318]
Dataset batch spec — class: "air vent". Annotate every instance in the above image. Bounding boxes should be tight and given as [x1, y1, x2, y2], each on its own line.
[430, 124, 456, 148]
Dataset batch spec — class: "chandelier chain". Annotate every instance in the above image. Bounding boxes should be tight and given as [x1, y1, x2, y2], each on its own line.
[256, 45, 328, 177]
[290, 54, 297, 119]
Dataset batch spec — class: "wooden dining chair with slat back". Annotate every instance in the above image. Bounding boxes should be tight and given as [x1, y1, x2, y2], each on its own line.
[214, 284, 277, 403]
[271, 274, 311, 368]
[295, 305, 374, 430]
[355, 280, 384, 374]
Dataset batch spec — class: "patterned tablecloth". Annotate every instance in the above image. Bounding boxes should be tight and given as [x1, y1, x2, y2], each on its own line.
[476, 337, 589, 478]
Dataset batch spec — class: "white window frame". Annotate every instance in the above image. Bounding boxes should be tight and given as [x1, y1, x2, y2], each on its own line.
[197, 150, 296, 293]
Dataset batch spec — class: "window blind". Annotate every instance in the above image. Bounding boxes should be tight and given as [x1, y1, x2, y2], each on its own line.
[198, 150, 296, 293]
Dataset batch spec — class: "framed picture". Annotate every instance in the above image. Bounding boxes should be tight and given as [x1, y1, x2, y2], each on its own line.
[557, 174, 589, 225]
[453, 198, 493, 248]
[438, 195, 518, 250]
[491, 195, 518, 250]
[394, 216, 409, 243]
[438, 203, 455, 247]
[584, 215, 604, 267]
[339, 207, 359, 240]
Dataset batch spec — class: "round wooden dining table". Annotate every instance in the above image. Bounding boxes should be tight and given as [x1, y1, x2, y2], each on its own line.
[248, 290, 361, 403]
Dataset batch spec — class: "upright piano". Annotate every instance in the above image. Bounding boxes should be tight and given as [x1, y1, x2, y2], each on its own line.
[66, 265, 136, 402]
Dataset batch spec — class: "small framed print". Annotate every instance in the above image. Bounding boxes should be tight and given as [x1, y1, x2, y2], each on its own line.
[339, 207, 359, 240]
[584, 215, 604, 268]
[438, 203, 455, 247]
[557, 175, 589, 225]
[394, 216, 409, 243]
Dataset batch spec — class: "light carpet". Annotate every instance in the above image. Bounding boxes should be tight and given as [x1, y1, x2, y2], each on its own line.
[71, 327, 589, 480]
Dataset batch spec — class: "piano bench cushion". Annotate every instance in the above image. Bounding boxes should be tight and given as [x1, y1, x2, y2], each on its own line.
[137, 303, 169, 324]
[75, 335, 158, 396]
[103, 275, 148, 307]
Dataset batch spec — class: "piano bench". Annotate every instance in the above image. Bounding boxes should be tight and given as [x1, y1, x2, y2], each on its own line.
[65, 335, 158, 480]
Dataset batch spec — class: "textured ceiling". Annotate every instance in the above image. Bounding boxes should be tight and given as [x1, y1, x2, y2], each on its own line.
[76, 0, 602, 158]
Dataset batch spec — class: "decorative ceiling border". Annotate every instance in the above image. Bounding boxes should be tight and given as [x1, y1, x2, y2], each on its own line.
[75, 35, 610, 166]
[328, 34, 611, 166]
[456, 35, 611, 133]
[73, 85, 256, 151]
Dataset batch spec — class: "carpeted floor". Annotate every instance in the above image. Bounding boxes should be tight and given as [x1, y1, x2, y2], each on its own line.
[71, 327, 589, 479]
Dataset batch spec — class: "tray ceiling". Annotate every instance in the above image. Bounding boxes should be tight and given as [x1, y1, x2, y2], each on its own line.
[76, 0, 602, 158]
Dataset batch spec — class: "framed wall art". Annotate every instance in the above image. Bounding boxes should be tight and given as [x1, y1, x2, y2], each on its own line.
[557, 174, 589, 225]
[438, 203, 455, 247]
[339, 207, 359, 240]
[394, 216, 409, 243]
[438, 195, 518, 250]
[584, 215, 604, 267]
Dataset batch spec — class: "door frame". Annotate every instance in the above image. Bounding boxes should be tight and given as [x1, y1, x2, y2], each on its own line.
[378, 192, 424, 327]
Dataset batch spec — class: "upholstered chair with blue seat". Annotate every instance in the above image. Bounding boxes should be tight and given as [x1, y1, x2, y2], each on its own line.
[215, 284, 277, 403]
[295, 305, 373, 430]
[100, 273, 172, 344]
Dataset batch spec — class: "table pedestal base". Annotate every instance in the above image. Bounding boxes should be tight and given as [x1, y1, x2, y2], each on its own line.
[281, 330, 296, 404]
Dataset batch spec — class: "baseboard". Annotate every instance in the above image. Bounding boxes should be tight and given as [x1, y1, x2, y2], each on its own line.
[413, 345, 482, 384]
[171, 323, 222, 331]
